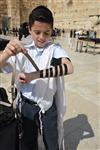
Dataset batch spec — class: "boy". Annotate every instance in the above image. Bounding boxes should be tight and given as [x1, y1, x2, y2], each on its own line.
[0, 5, 73, 150]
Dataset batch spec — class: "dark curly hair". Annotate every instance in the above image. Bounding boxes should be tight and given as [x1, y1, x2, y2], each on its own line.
[29, 5, 54, 29]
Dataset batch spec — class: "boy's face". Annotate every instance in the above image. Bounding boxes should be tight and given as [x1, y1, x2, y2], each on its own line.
[29, 21, 52, 48]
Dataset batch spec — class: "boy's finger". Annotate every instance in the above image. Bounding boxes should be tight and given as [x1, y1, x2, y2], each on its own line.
[19, 77, 27, 83]
[11, 39, 27, 53]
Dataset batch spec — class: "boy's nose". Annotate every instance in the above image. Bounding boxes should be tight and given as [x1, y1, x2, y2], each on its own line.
[39, 32, 45, 39]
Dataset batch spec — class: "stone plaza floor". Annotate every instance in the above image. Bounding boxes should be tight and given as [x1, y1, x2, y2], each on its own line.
[0, 35, 100, 150]
[56, 36, 100, 150]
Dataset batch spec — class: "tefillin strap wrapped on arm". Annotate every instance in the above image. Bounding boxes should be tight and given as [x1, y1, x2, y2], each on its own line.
[40, 57, 68, 78]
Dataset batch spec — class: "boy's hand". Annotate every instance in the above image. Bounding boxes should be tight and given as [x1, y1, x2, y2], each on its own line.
[4, 39, 27, 56]
[18, 73, 30, 84]
[18, 72, 39, 84]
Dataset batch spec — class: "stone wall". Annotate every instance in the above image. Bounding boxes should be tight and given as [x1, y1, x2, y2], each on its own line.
[0, 0, 47, 28]
[0, 0, 7, 28]
[7, 0, 20, 28]
[47, 0, 100, 31]
[0, 0, 100, 36]
[19, 0, 47, 24]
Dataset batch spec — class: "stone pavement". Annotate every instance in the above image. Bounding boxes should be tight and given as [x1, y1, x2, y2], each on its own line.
[0, 35, 100, 150]
[55, 36, 100, 150]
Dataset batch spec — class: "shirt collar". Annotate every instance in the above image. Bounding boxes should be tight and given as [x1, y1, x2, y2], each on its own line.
[24, 36, 53, 52]
[25, 40, 35, 48]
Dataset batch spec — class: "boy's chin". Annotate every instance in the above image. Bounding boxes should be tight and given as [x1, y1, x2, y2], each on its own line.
[36, 43, 46, 48]
[36, 45, 44, 48]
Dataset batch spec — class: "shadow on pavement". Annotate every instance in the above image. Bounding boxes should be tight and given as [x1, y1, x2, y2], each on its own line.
[64, 114, 94, 150]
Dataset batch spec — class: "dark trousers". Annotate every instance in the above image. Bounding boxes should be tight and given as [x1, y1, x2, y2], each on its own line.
[0, 120, 19, 150]
[21, 96, 59, 150]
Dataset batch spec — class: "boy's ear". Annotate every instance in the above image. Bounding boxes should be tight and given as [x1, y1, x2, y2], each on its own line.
[28, 27, 31, 34]
[51, 29, 53, 35]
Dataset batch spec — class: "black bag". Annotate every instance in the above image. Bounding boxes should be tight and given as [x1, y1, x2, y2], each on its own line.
[0, 87, 15, 128]
[0, 104, 15, 128]
[0, 117, 19, 150]
[0, 87, 19, 150]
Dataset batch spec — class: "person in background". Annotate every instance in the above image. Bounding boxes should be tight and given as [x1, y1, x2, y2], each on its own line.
[18, 22, 30, 40]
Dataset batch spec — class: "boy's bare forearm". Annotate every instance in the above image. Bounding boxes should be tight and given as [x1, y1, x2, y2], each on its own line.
[0, 39, 27, 68]
[18, 60, 73, 83]
[0, 51, 11, 68]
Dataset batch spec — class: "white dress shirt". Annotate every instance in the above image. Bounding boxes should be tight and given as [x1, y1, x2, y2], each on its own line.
[3, 36, 69, 113]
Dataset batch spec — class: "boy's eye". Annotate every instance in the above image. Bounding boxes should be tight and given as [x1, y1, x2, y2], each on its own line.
[44, 31, 51, 35]
[35, 31, 41, 35]
[33, 30, 51, 36]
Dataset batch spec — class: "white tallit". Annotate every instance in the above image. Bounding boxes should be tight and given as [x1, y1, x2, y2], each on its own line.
[33, 43, 66, 149]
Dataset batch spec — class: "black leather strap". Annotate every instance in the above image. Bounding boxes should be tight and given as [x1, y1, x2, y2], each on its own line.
[10, 52, 39, 103]
[24, 53, 39, 71]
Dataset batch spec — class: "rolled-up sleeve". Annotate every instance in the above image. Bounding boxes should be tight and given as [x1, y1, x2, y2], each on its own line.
[53, 43, 70, 59]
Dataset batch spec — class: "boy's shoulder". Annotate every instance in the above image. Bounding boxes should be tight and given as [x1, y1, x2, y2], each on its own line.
[53, 42, 61, 47]
[44, 42, 62, 54]
[46, 40, 61, 48]
[22, 35, 33, 47]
